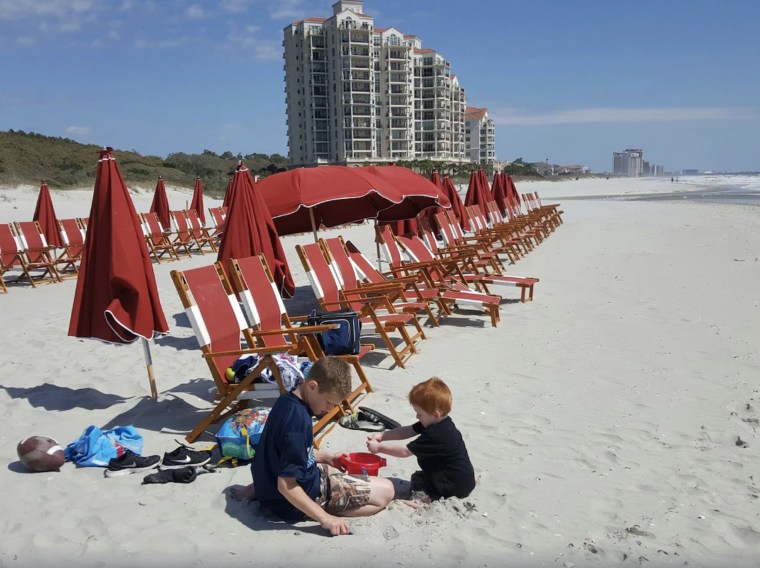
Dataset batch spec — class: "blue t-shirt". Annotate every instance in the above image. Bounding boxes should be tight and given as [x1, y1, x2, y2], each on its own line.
[251, 391, 320, 522]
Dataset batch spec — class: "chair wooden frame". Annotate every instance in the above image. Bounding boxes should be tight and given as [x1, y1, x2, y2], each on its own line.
[7, 222, 61, 286]
[228, 254, 375, 444]
[185, 209, 218, 253]
[171, 263, 291, 443]
[321, 236, 442, 327]
[296, 241, 423, 369]
[55, 218, 85, 277]
[141, 212, 180, 263]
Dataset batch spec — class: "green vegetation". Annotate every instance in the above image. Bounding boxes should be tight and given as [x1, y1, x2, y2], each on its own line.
[0, 130, 288, 197]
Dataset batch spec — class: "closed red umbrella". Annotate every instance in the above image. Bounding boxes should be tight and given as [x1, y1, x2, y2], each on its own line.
[149, 176, 171, 230]
[189, 177, 206, 225]
[222, 177, 234, 209]
[441, 174, 467, 231]
[492, 172, 509, 216]
[33, 179, 63, 248]
[69, 148, 169, 398]
[217, 162, 295, 298]
[506, 174, 521, 206]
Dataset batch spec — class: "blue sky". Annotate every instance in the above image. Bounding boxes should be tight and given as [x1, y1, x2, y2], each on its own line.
[1, 0, 758, 173]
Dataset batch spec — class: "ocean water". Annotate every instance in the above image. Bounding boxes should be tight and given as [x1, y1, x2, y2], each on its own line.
[641, 174, 760, 205]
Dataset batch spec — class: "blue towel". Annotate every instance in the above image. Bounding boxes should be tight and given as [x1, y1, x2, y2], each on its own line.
[64, 425, 144, 467]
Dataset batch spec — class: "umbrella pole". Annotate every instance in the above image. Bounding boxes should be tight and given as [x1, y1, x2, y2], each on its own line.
[374, 219, 382, 271]
[309, 208, 318, 242]
[142, 338, 158, 400]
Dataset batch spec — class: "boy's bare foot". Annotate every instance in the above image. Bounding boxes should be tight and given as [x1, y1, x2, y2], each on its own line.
[398, 499, 426, 510]
[229, 483, 256, 502]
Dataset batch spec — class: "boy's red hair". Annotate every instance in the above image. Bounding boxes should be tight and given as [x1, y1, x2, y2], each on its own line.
[408, 377, 452, 415]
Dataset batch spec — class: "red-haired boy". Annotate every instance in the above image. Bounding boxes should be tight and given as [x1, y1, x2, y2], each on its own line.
[366, 377, 476, 500]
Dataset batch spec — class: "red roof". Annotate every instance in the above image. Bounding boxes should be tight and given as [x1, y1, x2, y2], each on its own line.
[465, 107, 487, 120]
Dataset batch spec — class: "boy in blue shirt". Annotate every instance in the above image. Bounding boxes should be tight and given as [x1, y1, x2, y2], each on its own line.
[234, 357, 395, 536]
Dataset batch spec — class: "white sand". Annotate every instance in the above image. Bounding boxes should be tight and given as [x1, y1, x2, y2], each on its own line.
[1, 178, 759, 567]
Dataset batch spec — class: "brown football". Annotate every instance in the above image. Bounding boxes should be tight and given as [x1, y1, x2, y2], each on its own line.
[17, 436, 66, 472]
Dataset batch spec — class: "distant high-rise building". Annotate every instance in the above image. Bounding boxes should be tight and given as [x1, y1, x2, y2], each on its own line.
[283, 0, 473, 167]
[464, 107, 495, 166]
[612, 148, 644, 176]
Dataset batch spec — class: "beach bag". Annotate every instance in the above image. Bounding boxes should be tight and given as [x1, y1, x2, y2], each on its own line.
[216, 407, 270, 461]
[305, 309, 361, 356]
[225, 353, 304, 390]
[64, 425, 144, 467]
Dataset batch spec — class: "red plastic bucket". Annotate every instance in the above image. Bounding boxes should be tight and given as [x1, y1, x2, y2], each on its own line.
[339, 452, 387, 476]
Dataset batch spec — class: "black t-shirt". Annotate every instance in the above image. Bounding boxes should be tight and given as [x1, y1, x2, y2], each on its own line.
[407, 416, 476, 499]
[252, 392, 320, 522]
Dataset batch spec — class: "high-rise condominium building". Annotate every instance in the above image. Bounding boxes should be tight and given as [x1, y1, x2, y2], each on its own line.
[465, 107, 495, 166]
[613, 148, 644, 176]
[283, 0, 471, 167]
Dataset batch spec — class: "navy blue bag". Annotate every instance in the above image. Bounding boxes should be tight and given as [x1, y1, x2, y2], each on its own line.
[306, 309, 361, 356]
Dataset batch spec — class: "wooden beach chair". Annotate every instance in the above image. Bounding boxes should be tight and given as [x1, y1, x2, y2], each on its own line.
[168, 210, 196, 257]
[375, 224, 502, 327]
[171, 263, 289, 443]
[227, 254, 374, 443]
[140, 212, 179, 263]
[54, 218, 85, 277]
[398, 232, 539, 304]
[185, 209, 217, 253]
[321, 236, 441, 327]
[296, 241, 423, 369]
[8, 222, 61, 286]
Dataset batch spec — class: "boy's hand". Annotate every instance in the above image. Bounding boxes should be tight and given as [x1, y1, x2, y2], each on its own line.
[366, 432, 383, 442]
[366, 438, 382, 454]
[321, 513, 351, 536]
[328, 451, 349, 471]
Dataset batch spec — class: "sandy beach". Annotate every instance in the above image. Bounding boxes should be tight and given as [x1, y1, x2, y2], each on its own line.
[1, 177, 759, 567]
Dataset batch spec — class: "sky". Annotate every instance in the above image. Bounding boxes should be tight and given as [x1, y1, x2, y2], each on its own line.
[1, 0, 759, 174]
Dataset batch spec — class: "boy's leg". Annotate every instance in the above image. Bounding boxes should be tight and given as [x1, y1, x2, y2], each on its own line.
[320, 466, 394, 518]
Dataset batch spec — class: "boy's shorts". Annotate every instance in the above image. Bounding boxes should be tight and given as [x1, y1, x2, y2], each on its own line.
[316, 464, 371, 514]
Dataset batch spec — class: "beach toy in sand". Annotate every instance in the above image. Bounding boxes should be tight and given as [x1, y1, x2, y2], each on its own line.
[17, 436, 66, 472]
[339, 452, 387, 476]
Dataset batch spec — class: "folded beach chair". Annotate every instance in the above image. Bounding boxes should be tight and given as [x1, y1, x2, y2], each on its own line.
[140, 212, 180, 263]
[375, 224, 502, 327]
[7, 222, 62, 286]
[467, 204, 542, 253]
[185, 209, 217, 253]
[171, 263, 291, 443]
[296, 241, 423, 369]
[227, 254, 374, 442]
[320, 235, 441, 327]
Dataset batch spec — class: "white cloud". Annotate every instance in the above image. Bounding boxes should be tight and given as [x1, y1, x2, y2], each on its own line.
[66, 126, 91, 136]
[220, 0, 250, 13]
[0, 0, 95, 20]
[490, 106, 760, 126]
[134, 37, 190, 49]
[255, 40, 282, 61]
[185, 4, 205, 19]
[270, 0, 307, 20]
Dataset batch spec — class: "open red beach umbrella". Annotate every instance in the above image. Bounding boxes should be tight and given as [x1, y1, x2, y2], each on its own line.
[258, 165, 403, 239]
[442, 174, 467, 231]
[149, 176, 171, 230]
[33, 179, 63, 248]
[217, 162, 295, 298]
[362, 165, 450, 222]
[189, 177, 206, 224]
[69, 148, 169, 398]
[491, 172, 509, 216]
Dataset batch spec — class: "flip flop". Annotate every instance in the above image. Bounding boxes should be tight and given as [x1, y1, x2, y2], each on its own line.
[358, 407, 401, 430]
[339, 413, 385, 432]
